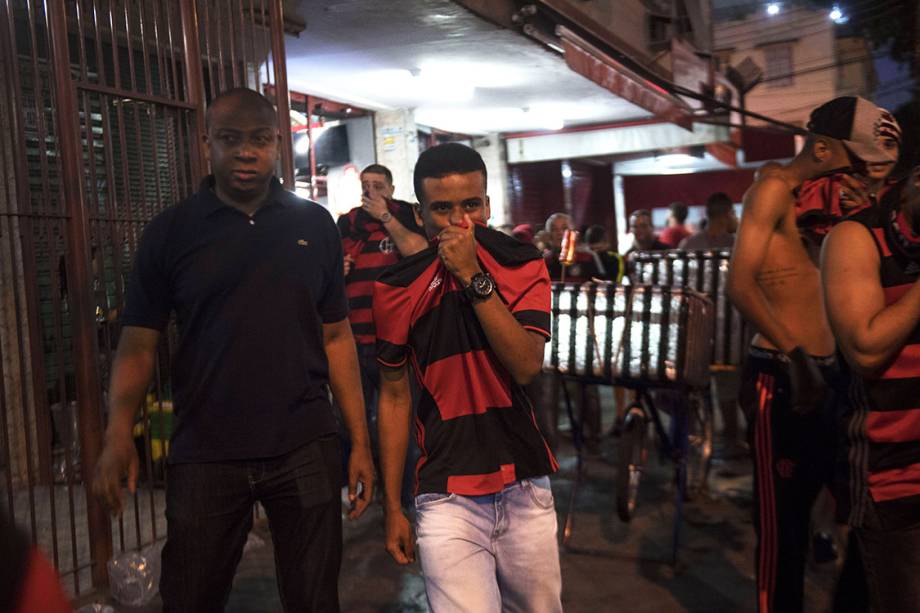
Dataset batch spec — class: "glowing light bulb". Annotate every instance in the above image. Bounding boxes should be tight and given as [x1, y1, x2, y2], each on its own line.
[766, 3, 780, 16]
[829, 4, 848, 23]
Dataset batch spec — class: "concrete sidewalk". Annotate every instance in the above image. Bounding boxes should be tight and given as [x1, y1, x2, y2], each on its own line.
[88, 432, 843, 612]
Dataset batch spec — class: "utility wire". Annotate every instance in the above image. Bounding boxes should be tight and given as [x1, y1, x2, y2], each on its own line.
[715, 2, 900, 51]
[531, 1, 906, 136]
[716, 5, 899, 54]
[713, 0, 899, 30]
[757, 50, 886, 83]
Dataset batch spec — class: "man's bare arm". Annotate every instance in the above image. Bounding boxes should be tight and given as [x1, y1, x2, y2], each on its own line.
[323, 318, 374, 519]
[94, 326, 160, 513]
[822, 221, 920, 374]
[383, 215, 429, 257]
[378, 366, 412, 513]
[378, 365, 416, 564]
[471, 297, 546, 385]
[727, 177, 799, 352]
[361, 192, 428, 257]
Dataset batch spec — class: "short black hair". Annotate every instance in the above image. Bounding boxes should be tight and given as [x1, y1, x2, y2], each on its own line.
[669, 201, 689, 223]
[584, 224, 607, 244]
[705, 192, 734, 219]
[206, 87, 277, 130]
[361, 164, 393, 185]
[630, 209, 652, 224]
[413, 143, 487, 202]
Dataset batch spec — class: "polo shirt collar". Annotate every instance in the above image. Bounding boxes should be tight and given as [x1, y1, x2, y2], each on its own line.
[196, 175, 290, 218]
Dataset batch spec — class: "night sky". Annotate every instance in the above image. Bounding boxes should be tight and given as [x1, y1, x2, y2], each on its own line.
[874, 53, 915, 111]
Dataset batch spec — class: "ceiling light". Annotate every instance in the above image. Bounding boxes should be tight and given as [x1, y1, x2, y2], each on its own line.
[418, 61, 525, 89]
[766, 3, 780, 16]
[364, 69, 474, 102]
[415, 106, 565, 134]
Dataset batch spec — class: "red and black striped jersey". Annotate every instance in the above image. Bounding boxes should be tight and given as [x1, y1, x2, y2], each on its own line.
[848, 186, 920, 528]
[373, 225, 558, 496]
[337, 200, 424, 345]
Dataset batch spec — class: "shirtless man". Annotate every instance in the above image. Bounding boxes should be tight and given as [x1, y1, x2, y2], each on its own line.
[726, 96, 895, 613]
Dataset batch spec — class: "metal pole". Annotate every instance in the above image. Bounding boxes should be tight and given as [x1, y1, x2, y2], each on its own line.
[180, 0, 208, 183]
[269, 0, 294, 188]
[47, 0, 112, 588]
[307, 95, 317, 198]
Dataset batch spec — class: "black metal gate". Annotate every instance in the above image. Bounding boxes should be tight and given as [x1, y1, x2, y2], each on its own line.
[0, 0, 295, 599]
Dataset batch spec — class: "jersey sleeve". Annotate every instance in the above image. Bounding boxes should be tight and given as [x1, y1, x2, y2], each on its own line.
[493, 258, 552, 341]
[373, 277, 412, 367]
[510, 260, 552, 340]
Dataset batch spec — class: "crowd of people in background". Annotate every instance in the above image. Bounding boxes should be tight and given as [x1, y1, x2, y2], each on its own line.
[498, 190, 739, 285]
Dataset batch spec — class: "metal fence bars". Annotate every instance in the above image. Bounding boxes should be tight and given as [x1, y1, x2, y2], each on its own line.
[628, 248, 747, 366]
[545, 281, 714, 388]
[0, 0, 294, 600]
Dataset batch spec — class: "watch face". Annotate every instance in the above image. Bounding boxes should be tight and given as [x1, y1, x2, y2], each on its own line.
[472, 273, 494, 298]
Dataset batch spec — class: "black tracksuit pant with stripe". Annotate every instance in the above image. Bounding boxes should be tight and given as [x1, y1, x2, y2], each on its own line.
[740, 347, 840, 613]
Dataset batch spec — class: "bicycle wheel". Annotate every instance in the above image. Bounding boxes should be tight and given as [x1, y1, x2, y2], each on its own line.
[684, 390, 713, 501]
[616, 404, 649, 522]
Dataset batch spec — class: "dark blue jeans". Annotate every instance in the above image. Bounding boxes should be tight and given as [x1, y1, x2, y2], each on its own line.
[160, 435, 343, 612]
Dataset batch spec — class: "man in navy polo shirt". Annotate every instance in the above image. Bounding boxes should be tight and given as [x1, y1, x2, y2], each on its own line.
[375, 143, 562, 612]
[92, 88, 374, 612]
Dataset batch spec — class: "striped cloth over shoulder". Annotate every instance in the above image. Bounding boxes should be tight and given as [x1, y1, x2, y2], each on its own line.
[337, 199, 424, 345]
[373, 224, 557, 497]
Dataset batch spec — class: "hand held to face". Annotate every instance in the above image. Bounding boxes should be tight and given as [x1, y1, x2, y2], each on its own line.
[787, 347, 827, 415]
[361, 190, 390, 221]
[437, 214, 481, 284]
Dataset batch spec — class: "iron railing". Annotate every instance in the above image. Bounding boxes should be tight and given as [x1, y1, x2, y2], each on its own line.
[0, 0, 294, 599]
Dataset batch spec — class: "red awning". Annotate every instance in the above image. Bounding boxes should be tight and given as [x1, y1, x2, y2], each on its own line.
[558, 26, 695, 130]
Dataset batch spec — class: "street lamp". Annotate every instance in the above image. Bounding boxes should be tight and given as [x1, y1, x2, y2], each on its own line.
[766, 3, 781, 16]
[829, 4, 848, 24]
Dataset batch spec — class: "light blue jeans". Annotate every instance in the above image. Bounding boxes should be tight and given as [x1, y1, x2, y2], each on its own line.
[414, 476, 563, 613]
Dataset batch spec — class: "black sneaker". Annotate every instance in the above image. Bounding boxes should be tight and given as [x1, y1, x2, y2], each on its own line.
[812, 532, 838, 564]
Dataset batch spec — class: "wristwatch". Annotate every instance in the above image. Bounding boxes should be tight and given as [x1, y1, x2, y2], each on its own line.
[463, 272, 495, 303]
[379, 211, 393, 224]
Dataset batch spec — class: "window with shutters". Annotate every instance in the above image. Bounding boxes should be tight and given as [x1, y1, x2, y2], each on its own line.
[764, 44, 794, 87]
